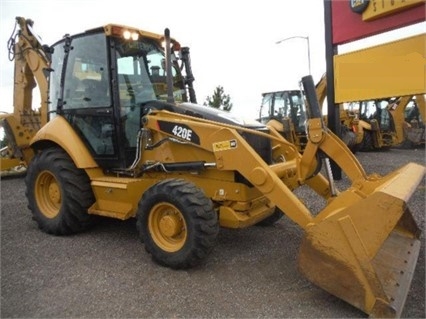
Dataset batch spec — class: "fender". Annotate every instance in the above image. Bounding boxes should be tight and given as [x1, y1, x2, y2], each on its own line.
[30, 116, 98, 169]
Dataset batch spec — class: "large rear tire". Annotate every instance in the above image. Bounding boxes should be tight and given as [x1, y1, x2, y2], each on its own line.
[25, 147, 96, 235]
[137, 179, 219, 269]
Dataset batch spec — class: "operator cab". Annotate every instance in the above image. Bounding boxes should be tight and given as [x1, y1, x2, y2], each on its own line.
[258, 90, 307, 149]
[48, 25, 189, 169]
[258, 90, 305, 130]
[359, 99, 395, 130]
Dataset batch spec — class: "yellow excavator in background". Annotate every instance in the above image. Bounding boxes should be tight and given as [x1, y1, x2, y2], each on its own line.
[2, 17, 426, 318]
[0, 17, 50, 174]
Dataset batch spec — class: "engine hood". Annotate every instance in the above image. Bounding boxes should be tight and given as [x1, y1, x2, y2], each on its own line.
[175, 102, 265, 129]
[143, 100, 266, 129]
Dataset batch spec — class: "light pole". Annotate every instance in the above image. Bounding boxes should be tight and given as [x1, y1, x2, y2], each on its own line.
[276, 36, 311, 75]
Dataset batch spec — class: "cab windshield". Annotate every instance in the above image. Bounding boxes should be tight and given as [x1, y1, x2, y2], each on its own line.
[114, 37, 187, 112]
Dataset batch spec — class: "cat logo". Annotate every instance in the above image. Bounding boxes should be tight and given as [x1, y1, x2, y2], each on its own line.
[349, 0, 370, 14]
[212, 139, 237, 152]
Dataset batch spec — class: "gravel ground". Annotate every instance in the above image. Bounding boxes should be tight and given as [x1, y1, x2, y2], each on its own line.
[1, 147, 425, 318]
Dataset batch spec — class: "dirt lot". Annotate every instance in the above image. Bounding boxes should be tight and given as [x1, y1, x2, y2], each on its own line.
[1, 147, 425, 318]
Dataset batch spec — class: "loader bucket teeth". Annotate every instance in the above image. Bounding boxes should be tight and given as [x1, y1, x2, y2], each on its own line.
[298, 163, 424, 318]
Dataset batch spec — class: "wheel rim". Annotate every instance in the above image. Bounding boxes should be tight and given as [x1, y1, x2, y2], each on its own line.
[35, 170, 61, 218]
[148, 203, 187, 252]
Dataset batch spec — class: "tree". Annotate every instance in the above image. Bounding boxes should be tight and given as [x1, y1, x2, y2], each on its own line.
[204, 86, 233, 111]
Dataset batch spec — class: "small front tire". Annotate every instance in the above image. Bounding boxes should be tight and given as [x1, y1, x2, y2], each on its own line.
[137, 179, 219, 269]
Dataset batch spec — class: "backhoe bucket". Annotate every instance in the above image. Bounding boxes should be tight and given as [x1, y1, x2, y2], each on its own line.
[298, 162, 424, 318]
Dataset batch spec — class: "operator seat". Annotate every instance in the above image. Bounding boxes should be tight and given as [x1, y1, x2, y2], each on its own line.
[82, 79, 109, 106]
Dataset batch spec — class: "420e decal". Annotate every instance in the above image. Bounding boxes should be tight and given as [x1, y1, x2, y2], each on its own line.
[157, 121, 200, 144]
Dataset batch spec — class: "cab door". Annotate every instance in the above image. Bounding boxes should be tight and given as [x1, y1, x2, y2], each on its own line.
[57, 32, 122, 168]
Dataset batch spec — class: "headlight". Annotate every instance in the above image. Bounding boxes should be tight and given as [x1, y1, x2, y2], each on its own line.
[123, 30, 139, 41]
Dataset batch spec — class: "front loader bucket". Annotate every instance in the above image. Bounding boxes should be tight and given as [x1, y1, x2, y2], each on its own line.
[298, 162, 424, 318]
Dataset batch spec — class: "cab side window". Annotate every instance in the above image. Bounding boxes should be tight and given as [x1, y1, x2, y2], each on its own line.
[63, 34, 110, 108]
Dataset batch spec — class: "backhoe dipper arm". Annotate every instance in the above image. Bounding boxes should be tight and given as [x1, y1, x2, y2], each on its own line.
[11, 16, 51, 126]
[0, 17, 52, 170]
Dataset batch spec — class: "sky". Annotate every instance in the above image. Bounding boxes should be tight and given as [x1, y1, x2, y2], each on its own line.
[0, 0, 424, 120]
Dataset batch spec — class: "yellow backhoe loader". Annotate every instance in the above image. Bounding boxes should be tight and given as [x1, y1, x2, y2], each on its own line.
[5, 17, 425, 318]
[347, 95, 425, 151]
